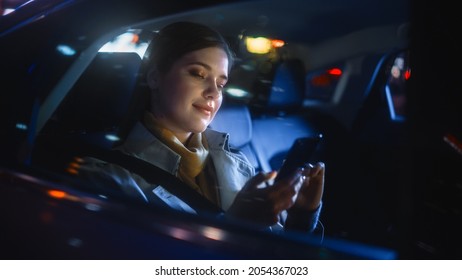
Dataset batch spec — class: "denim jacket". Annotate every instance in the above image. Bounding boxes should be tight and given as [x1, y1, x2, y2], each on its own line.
[79, 122, 254, 213]
[79, 122, 320, 232]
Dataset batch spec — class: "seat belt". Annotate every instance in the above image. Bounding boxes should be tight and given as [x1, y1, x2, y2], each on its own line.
[90, 149, 224, 215]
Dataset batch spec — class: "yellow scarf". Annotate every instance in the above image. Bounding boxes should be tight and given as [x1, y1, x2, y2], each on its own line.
[143, 112, 219, 205]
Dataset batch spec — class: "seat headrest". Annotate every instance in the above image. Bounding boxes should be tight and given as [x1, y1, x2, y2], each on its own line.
[52, 52, 142, 132]
[267, 59, 305, 110]
[209, 104, 252, 148]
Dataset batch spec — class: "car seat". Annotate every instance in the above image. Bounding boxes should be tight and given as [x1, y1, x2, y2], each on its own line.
[209, 102, 259, 170]
[250, 59, 320, 172]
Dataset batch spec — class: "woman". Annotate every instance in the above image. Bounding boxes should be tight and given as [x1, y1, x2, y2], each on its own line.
[80, 21, 325, 232]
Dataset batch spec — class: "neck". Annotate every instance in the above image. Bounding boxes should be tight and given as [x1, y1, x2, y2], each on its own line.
[174, 131, 192, 145]
[147, 111, 192, 144]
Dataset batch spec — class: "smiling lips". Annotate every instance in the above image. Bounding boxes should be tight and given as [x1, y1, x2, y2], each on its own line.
[193, 103, 213, 116]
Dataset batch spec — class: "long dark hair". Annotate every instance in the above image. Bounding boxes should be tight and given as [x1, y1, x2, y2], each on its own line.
[144, 21, 235, 74]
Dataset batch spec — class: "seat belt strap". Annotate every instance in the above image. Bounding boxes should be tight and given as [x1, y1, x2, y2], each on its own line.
[93, 149, 224, 215]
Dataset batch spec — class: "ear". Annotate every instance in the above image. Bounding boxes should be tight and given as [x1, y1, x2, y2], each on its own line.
[146, 66, 159, 89]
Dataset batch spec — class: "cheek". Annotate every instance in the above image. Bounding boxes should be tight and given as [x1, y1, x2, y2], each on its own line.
[164, 92, 188, 115]
[159, 79, 189, 107]
[216, 97, 223, 111]
[211, 97, 223, 119]
[168, 74, 196, 97]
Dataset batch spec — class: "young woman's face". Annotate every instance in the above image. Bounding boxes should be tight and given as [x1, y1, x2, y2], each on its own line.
[149, 47, 229, 142]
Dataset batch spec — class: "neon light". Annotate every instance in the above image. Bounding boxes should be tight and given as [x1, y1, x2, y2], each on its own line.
[48, 190, 67, 199]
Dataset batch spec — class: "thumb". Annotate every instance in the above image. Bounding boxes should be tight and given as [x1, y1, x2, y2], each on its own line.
[309, 162, 325, 178]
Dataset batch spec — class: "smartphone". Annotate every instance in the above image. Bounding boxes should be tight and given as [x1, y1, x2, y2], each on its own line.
[274, 134, 322, 182]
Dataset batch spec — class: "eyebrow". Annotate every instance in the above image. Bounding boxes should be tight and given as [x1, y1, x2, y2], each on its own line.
[188, 61, 228, 81]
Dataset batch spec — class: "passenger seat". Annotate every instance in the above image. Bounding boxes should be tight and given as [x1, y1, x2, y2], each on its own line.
[251, 59, 320, 172]
[209, 102, 260, 171]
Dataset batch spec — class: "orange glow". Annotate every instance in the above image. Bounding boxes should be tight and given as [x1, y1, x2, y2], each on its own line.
[271, 39, 285, 48]
[245, 36, 285, 53]
[311, 75, 330, 87]
[73, 157, 84, 163]
[328, 68, 342, 76]
[201, 226, 225, 241]
[311, 68, 342, 87]
[66, 157, 83, 175]
[39, 211, 54, 224]
[131, 34, 139, 44]
[66, 167, 79, 175]
[69, 162, 80, 168]
[48, 190, 67, 199]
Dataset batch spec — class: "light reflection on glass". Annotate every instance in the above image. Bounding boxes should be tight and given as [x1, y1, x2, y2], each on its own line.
[99, 32, 148, 58]
[225, 87, 249, 98]
[105, 134, 120, 142]
[169, 228, 193, 241]
[85, 203, 101, 212]
[201, 226, 224, 241]
[56, 44, 76, 56]
[15, 123, 27, 130]
[48, 190, 67, 199]
[68, 237, 83, 248]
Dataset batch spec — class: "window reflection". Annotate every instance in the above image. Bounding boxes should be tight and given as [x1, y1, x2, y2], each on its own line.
[385, 51, 410, 122]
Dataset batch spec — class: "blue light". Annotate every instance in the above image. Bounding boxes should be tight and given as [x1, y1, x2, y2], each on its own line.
[56, 44, 76, 56]
[105, 134, 120, 142]
[225, 87, 249, 98]
[15, 123, 28, 130]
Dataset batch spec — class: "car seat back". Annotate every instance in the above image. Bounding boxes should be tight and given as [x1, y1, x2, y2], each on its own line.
[251, 59, 319, 172]
[209, 102, 259, 170]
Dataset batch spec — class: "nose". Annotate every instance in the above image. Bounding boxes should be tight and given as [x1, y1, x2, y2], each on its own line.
[203, 79, 221, 100]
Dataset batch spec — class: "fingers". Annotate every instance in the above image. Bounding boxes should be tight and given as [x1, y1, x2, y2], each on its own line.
[303, 162, 325, 178]
[233, 167, 315, 227]
[295, 161, 325, 211]
[269, 169, 304, 208]
[258, 169, 303, 215]
[242, 171, 277, 191]
[273, 168, 304, 188]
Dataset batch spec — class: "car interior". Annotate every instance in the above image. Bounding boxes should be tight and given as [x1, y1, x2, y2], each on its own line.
[13, 0, 423, 259]
[32, 31, 409, 258]
[2, 0, 462, 262]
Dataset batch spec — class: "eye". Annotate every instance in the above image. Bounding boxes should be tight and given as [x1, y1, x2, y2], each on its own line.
[217, 79, 227, 90]
[190, 69, 206, 79]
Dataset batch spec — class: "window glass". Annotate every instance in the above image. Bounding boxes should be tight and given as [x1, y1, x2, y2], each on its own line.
[385, 51, 410, 121]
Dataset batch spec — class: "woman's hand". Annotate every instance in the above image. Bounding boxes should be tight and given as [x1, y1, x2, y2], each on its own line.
[294, 162, 325, 212]
[284, 162, 325, 232]
[225, 169, 304, 227]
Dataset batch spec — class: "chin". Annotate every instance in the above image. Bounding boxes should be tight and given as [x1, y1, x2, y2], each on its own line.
[191, 125, 208, 134]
